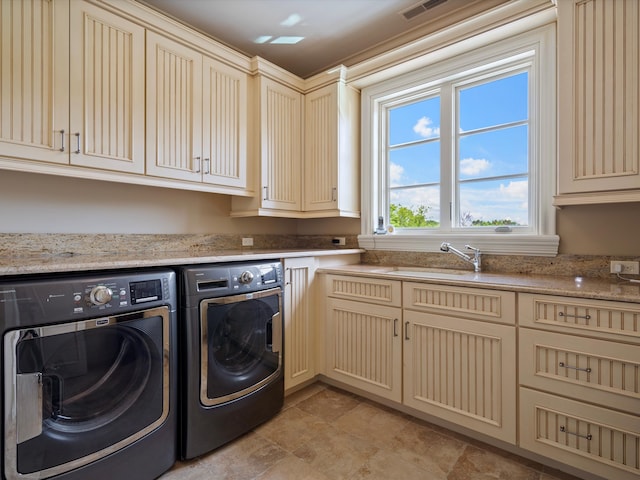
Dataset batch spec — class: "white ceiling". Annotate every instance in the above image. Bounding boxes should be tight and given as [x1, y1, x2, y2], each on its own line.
[139, 0, 509, 78]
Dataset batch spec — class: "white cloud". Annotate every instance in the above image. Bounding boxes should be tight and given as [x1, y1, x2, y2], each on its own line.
[499, 180, 528, 200]
[389, 162, 405, 187]
[460, 157, 490, 176]
[413, 116, 440, 138]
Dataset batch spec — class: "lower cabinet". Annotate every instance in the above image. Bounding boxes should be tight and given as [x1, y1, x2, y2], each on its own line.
[283, 257, 317, 391]
[403, 310, 516, 444]
[520, 389, 640, 480]
[322, 274, 517, 444]
[325, 297, 402, 402]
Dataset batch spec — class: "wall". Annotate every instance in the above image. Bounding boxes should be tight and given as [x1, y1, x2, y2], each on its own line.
[1, 170, 638, 256]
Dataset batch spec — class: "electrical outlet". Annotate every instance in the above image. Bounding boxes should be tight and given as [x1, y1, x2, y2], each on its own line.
[332, 237, 346, 246]
[241, 237, 253, 247]
[610, 260, 639, 274]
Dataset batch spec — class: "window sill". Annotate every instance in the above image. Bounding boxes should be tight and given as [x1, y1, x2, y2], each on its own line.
[358, 233, 559, 256]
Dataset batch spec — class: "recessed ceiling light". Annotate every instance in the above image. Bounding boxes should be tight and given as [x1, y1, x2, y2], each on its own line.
[270, 36, 304, 45]
[254, 35, 273, 44]
[280, 13, 302, 27]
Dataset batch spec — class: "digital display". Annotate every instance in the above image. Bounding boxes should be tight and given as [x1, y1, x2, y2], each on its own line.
[130, 279, 162, 304]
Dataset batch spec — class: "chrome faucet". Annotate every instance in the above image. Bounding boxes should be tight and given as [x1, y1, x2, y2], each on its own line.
[440, 242, 481, 272]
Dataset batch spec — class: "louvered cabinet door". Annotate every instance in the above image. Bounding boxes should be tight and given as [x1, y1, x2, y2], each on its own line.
[69, 1, 145, 173]
[403, 310, 517, 444]
[557, 0, 640, 202]
[146, 31, 202, 182]
[259, 77, 302, 211]
[202, 57, 248, 189]
[0, 0, 68, 164]
[284, 257, 316, 391]
[325, 297, 402, 402]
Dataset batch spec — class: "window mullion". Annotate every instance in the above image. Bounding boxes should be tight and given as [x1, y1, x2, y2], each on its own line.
[440, 83, 454, 230]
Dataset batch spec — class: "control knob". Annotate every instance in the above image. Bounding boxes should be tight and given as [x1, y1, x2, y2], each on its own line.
[89, 285, 113, 305]
[238, 271, 254, 285]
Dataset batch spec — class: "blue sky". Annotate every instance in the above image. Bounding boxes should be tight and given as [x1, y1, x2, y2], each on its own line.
[388, 72, 529, 226]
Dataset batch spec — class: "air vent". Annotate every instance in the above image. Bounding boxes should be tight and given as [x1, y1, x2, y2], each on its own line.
[401, 0, 448, 20]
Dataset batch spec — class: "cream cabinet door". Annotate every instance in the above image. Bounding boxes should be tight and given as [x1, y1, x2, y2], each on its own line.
[403, 310, 516, 444]
[325, 297, 402, 402]
[202, 58, 248, 189]
[304, 82, 360, 217]
[283, 257, 316, 391]
[259, 77, 303, 212]
[146, 31, 203, 181]
[556, 0, 640, 203]
[0, 0, 69, 164]
[69, 1, 145, 174]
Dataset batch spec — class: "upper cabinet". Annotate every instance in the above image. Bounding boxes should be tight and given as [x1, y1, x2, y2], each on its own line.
[70, 1, 145, 174]
[231, 66, 361, 218]
[0, 0, 145, 173]
[146, 31, 248, 192]
[304, 79, 360, 217]
[555, 0, 640, 205]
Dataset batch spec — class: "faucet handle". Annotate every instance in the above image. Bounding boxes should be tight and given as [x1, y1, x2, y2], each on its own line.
[465, 244, 480, 253]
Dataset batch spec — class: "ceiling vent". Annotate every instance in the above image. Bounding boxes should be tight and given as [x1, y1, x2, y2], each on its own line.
[401, 0, 448, 20]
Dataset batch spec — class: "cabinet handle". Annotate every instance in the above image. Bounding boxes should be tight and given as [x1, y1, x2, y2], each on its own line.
[560, 425, 592, 441]
[263, 186, 269, 201]
[74, 133, 80, 154]
[393, 318, 398, 337]
[558, 312, 591, 320]
[59, 129, 65, 152]
[559, 362, 591, 373]
[194, 156, 201, 173]
[203, 158, 210, 174]
[404, 321, 410, 340]
[332, 187, 337, 202]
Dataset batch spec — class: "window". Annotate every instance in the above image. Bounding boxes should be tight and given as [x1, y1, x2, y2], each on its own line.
[360, 23, 558, 255]
[387, 67, 530, 231]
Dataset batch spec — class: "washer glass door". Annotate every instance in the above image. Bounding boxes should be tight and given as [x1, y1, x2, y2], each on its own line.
[3, 306, 170, 480]
[200, 288, 282, 405]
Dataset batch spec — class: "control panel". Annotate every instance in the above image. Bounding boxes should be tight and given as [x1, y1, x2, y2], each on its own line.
[191, 262, 283, 298]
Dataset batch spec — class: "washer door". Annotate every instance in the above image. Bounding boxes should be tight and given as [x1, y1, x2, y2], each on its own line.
[3, 306, 170, 480]
[200, 288, 282, 406]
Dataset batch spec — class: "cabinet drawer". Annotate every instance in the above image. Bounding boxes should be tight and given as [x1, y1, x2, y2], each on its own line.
[520, 388, 640, 480]
[324, 274, 401, 307]
[403, 282, 515, 324]
[519, 293, 640, 343]
[519, 328, 640, 414]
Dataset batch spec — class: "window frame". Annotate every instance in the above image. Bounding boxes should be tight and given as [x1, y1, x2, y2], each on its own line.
[359, 23, 558, 256]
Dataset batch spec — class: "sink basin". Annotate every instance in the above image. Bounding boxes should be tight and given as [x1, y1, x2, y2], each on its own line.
[383, 267, 473, 279]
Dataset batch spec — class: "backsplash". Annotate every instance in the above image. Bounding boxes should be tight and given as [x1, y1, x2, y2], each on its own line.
[1, 233, 637, 279]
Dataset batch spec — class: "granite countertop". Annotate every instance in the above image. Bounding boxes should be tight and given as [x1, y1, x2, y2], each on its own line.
[0, 248, 364, 276]
[317, 264, 640, 304]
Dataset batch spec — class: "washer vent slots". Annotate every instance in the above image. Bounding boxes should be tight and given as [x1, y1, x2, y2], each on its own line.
[401, 0, 448, 20]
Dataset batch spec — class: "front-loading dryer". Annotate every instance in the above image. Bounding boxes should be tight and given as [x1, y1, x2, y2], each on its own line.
[0, 269, 178, 480]
[178, 261, 284, 459]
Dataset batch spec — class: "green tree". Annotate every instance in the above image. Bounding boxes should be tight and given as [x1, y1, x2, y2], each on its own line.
[390, 204, 439, 228]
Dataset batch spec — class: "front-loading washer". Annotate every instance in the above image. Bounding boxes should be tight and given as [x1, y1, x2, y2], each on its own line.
[0, 268, 178, 480]
[178, 261, 284, 459]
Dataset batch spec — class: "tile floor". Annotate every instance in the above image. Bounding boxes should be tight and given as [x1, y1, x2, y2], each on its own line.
[161, 382, 584, 480]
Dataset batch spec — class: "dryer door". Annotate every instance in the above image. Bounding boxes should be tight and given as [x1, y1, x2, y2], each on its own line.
[3, 306, 170, 480]
[200, 287, 282, 406]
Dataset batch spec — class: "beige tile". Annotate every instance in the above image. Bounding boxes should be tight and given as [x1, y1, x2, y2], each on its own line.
[295, 387, 360, 423]
[293, 426, 379, 480]
[352, 448, 447, 480]
[159, 459, 207, 480]
[284, 383, 327, 409]
[387, 419, 467, 476]
[448, 445, 540, 480]
[254, 406, 333, 452]
[255, 454, 332, 480]
[332, 401, 411, 448]
[195, 431, 289, 480]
